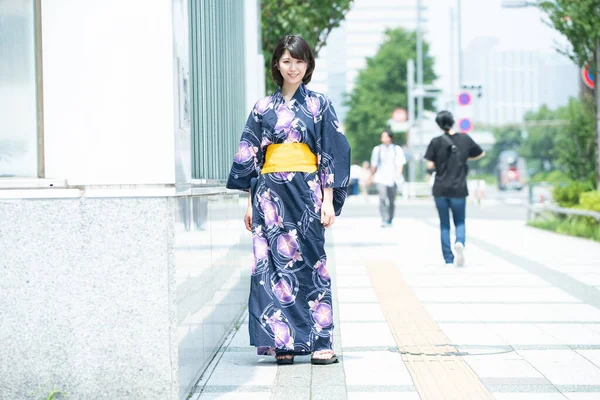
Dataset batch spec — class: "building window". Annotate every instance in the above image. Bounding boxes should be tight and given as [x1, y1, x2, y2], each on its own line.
[0, 0, 40, 178]
[189, 0, 246, 181]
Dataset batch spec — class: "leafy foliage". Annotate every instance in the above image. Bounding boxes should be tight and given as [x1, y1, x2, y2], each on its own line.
[580, 190, 600, 212]
[474, 124, 523, 174]
[261, 0, 354, 92]
[553, 98, 597, 183]
[538, 0, 600, 68]
[538, 0, 600, 189]
[520, 105, 568, 171]
[529, 215, 600, 242]
[482, 99, 596, 183]
[343, 28, 436, 163]
[553, 181, 595, 207]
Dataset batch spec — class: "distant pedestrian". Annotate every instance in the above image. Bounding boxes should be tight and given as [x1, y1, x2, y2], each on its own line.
[424, 111, 485, 266]
[349, 162, 362, 195]
[370, 130, 406, 227]
[359, 161, 371, 202]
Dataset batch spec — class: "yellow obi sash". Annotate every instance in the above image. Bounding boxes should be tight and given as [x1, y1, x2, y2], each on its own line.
[261, 143, 318, 174]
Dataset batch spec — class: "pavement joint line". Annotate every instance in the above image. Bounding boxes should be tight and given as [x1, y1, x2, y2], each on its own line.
[421, 301, 582, 305]
[484, 384, 559, 393]
[190, 310, 245, 394]
[421, 219, 600, 310]
[484, 383, 600, 394]
[455, 344, 600, 351]
[408, 285, 553, 288]
[345, 385, 418, 392]
[433, 320, 600, 324]
[367, 261, 495, 400]
[198, 385, 272, 393]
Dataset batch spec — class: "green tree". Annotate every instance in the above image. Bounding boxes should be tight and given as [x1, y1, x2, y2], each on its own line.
[553, 98, 597, 184]
[343, 28, 436, 163]
[539, 1, 599, 68]
[538, 0, 600, 189]
[520, 105, 568, 172]
[261, 0, 354, 93]
[474, 124, 523, 174]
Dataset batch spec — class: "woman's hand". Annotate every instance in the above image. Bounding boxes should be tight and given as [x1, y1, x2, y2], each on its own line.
[244, 206, 252, 232]
[321, 188, 335, 228]
[244, 190, 252, 232]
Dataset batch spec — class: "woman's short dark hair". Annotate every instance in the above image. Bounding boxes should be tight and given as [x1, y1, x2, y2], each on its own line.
[271, 35, 315, 87]
[382, 130, 394, 141]
[435, 111, 454, 132]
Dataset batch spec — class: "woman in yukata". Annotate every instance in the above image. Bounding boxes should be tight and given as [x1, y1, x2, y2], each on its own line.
[226, 35, 351, 365]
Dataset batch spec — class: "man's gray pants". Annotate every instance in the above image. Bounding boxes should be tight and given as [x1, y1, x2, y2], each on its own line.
[377, 183, 397, 223]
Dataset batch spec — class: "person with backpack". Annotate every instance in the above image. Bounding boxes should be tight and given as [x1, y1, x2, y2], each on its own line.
[370, 130, 406, 227]
[424, 111, 485, 266]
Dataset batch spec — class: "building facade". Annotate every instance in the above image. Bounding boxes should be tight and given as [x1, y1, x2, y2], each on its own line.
[0, 1, 263, 399]
[462, 37, 579, 126]
[310, 0, 429, 123]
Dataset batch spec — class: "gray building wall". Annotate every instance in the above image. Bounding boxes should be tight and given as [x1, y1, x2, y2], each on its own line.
[0, 0, 259, 398]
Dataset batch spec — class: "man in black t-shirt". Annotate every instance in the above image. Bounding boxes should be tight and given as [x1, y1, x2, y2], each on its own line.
[424, 111, 485, 266]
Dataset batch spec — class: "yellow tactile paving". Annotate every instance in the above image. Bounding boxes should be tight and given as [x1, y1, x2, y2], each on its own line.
[368, 262, 495, 400]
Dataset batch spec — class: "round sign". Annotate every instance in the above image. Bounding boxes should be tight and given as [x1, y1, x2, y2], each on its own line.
[458, 92, 471, 106]
[459, 118, 473, 133]
[582, 65, 595, 89]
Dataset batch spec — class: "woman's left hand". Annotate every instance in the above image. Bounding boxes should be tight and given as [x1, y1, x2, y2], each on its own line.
[321, 200, 335, 228]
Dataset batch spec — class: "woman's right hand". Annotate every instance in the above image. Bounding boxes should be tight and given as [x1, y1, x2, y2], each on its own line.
[244, 206, 252, 232]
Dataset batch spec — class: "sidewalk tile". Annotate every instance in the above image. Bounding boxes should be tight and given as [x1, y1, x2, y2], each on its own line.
[338, 303, 386, 322]
[342, 351, 413, 386]
[340, 322, 396, 347]
[489, 324, 562, 345]
[347, 393, 420, 400]
[336, 275, 373, 288]
[565, 394, 600, 400]
[205, 353, 278, 386]
[337, 288, 379, 303]
[438, 323, 508, 346]
[518, 350, 600, 385]
[576, 350, 600, 368]
[492, 394, 566, 400]
[537, 324, 600, 345]
[196, 394, 271, 400]
[464, 357, 546, 379]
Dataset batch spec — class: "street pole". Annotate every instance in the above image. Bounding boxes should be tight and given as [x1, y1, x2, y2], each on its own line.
[450, 6, 455, 113]
[596, 38, 600, 190]
[416, 0, 424, 180]
[408, 59, 416, 184]
[457, 0, 463, 87]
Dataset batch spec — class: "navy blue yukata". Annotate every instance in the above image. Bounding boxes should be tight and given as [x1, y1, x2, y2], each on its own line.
[226, 83, 351, 356]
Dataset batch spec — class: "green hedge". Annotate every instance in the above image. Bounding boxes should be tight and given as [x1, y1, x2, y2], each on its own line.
[530, 183, 599, 241]
[553, 181, 595, 207]
[528, 216, 600, 242]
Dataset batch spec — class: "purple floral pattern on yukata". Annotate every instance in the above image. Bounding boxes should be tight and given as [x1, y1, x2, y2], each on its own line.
[264, 310, 295, 350]
[226, 84, 350, 355]
[252, 226, 269, 274]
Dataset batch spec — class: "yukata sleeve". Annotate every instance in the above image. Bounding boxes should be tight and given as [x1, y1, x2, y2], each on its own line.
[226, 102, 265, 192]
[319, 96, 351, 216]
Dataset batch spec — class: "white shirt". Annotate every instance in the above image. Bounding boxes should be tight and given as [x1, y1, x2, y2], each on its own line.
[370, 144, 407, 187]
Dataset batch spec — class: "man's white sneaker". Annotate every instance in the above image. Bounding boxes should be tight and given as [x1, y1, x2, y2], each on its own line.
[454, 242, 465, 267]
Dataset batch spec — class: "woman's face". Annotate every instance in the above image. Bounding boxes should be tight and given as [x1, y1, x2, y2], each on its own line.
[278, 49, 307, 87]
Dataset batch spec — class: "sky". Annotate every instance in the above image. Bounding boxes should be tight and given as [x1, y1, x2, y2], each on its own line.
[426, 0, 573, 95]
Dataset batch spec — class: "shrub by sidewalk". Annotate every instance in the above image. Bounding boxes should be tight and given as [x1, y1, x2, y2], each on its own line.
[528, 182, 600, 242]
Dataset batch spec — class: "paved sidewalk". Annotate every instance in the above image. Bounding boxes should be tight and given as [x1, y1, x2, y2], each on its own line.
[191, 213, 600, 399]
